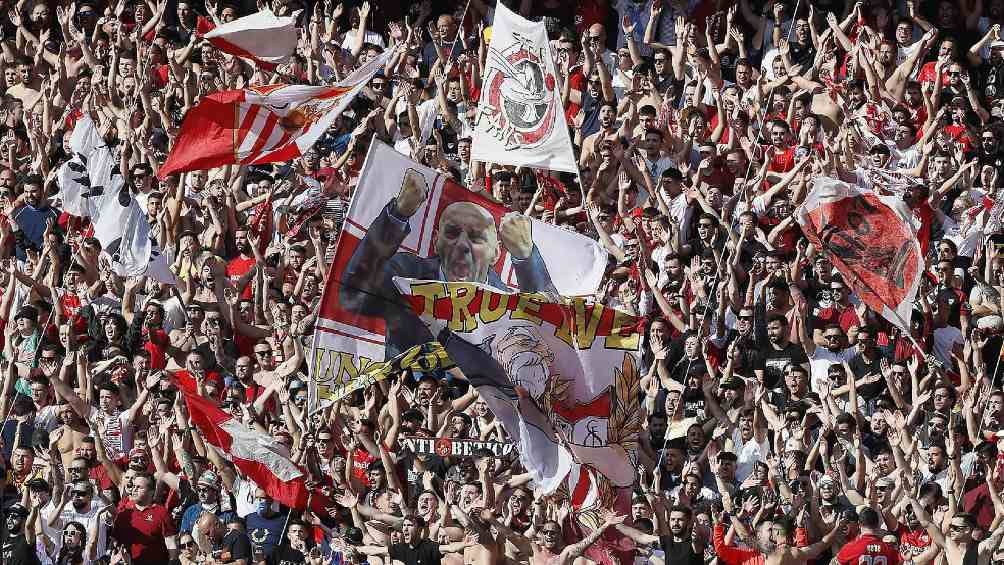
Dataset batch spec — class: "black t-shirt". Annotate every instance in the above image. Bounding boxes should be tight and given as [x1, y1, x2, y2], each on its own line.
[980, 60, 1004, 101]
[659, 534, 703, 565]
[1, 530, 40, 565]
[848, 351, 888, 400]
[221, 530, 252, 561]
[266, 544, 306, 565]
[754, 341, 809, 389]
[389, 539, 443, 565]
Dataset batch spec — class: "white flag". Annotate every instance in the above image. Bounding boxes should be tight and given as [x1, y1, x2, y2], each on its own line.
[471, 3, 577, 173]
[57, 118, 175, 283]
[199, 9, 299, 67]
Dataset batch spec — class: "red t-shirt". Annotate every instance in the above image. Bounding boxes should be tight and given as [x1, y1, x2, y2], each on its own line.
[896, 524, 933, 563]
[564, 69, 586, 125]
[763, 145, 797, 174]
[913, 202, 935, 257]
[815, 304, 861, 333]
[837, 533, 902, 565]
[917, 62, 949, 85]
[112, 498, 177, 563]
[944, 123, 973, 153]
[227, 256, 257, 300]
[89, 463, 115, 491]
[350, 447, 377, 486]
[574, 0, 607, 34]
[141, 328, 170, 370]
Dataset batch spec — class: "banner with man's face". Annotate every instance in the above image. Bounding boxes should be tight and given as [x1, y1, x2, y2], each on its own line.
[309, 141, 606, 407]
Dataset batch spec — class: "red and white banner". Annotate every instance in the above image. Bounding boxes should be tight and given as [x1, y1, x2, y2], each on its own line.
[394, 278, 639, 564]
[471, 2, 577, 172]
[179, 383, 312, 509]
[158, 50, 390, 178]
[308, 142, 607, 410]
[797, 177, 924, 331]
[196, 9, 299, 69]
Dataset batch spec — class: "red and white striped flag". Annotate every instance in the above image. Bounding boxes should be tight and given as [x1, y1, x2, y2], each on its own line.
[196, 9, 299, 69]
[157, 50, 391, 179]
[180, 383, 312, 509]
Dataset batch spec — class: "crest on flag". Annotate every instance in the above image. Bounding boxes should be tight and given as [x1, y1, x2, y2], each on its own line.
[482, 32, 559, 149]
[797, 177, 923, 330]
[470, 3, 578, 172]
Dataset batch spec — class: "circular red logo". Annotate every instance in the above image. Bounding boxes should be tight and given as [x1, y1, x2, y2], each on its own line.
[482, 44, 558, 148]
[434, 438, 453, 457]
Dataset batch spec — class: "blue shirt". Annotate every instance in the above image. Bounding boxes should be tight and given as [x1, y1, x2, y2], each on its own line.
[245, 511, 287, 557]
[179, 503, 237, 534]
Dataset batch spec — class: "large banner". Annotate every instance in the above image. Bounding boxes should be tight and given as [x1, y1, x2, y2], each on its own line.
[392, 278, 640, 499]
[308, 142, 606, 408]
[797, 177, 923, 331]
[471, 2, 578, 172]
[393, 278, 640, 564]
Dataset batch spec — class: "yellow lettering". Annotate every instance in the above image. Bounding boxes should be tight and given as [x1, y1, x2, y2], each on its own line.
[396, 346, 423, 372]
[511, 292, 545, 325]
[554, 299, 602, 348]
[447, 283, 479, 332]
[574, 298, 604, 348]
[605, 309, 641, 350]
[409, 281, 449, 318]
[311, 347, 338, 385]
[479, 288, 509, 324]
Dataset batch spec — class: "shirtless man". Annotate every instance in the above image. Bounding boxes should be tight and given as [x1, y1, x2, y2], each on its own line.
[714, 493, 846, 565]
[530, 515, 624, 565]
[908, 499, 1004, 565]
[49, 403, 92, 471]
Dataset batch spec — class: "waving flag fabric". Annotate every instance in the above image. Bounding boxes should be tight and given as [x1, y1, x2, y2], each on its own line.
[158, 50, 391, 178]
[393, 278, 640, 565]
[392, 278, 641, 498]
[470, 2, 577, 172]
[57, 117, 174, 283]
[306, 142, 607, 414]
[197, 9, 299, 69]
[797, 177, 924, 331]
[179, 383, 312, 509]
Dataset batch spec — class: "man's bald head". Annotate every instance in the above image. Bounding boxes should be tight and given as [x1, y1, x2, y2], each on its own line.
[435, 202, 500, 283]
[196, 512, 224, 540]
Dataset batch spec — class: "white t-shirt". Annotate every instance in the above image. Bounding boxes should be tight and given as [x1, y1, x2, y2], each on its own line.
[89, 408, 134, 461]
[55, 499, 109, 560]
[808, 346, 855, 395]
[730, 428, 769, 482]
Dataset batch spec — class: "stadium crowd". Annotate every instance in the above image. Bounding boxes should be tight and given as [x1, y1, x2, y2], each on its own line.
[3, 0, 1004, 563]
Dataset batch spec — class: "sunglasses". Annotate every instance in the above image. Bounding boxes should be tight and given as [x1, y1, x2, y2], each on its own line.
[72, 491, 91, 497]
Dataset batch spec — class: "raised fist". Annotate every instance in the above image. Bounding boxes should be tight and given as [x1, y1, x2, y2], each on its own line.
[394, 168, 429, 217]
[500, 213, 533, 259]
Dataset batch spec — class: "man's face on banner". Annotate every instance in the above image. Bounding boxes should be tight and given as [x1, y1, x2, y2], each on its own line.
[435, 202, 500, 283]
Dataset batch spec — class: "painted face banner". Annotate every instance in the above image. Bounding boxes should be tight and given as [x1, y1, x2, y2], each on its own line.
[797, 177, 923, 331]
[392, 278, 641, 565]
[392, 277, 640, 500]
[470, 2, 578, 172]
[308, 142, 606, 410]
